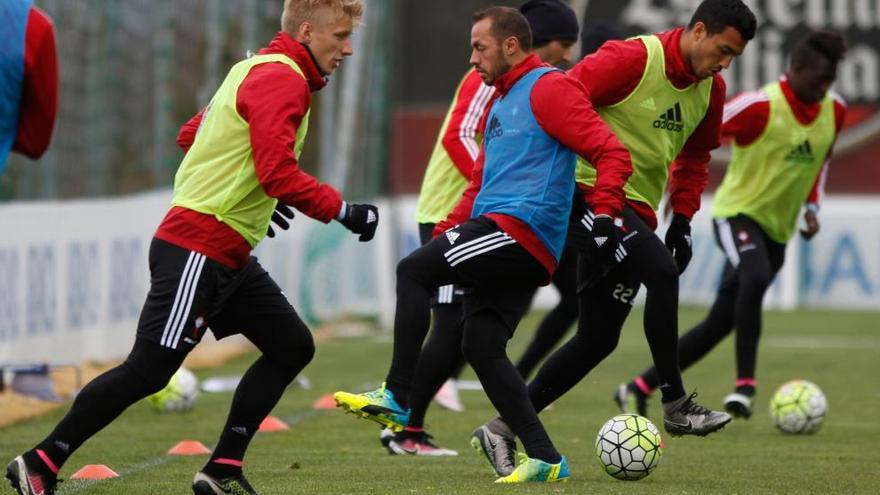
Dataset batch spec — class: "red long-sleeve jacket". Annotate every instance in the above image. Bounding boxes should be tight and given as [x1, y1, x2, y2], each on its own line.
[156, 32, 343, 268]
[441, 69, 497, 178]
[568, 27, 726, 229]
[722, 76, 846, 208]
[438, 55, 633, 276]
[12, 6, 57, 159]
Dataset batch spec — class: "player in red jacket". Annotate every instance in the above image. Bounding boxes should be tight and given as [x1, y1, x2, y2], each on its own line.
[384, 0, 584, 456]
[619, 30, 848, 420]
[334, 7, 633, 482]
[6, 2, 373, 494]
[0, 3, 57, 173]
[471, 0, 757, 476]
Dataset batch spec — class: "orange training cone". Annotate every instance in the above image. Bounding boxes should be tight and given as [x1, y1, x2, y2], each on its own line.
[258, 416, 289, 432]
[70, 464, 119, 480]
[313, 393, 337, 410]
[168, 440, 212, 456]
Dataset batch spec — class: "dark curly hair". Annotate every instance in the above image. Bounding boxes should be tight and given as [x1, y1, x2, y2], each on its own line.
[791, 30, 848, 67]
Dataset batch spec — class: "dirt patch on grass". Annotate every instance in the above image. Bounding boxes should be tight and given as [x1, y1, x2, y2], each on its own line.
[0, 337, 254, 428]
[0, 361, 115, 428]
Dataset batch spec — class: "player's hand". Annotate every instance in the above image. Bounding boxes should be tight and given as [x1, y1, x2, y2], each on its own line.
[266, 203, 295, 238]
[587, 214, 620, 268]
[339, 203, 379, 242]
[800, 209, 820, 240]
[664, 213, 693, 274]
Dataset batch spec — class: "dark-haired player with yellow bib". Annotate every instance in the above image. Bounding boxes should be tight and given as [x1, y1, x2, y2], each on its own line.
[620, 30, 848, 420]
[471, 1, 759, 473]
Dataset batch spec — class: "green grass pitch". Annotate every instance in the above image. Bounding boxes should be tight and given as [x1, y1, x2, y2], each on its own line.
[2, 307, 879, 494]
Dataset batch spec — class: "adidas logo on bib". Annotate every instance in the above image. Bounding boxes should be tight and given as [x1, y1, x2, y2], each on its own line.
[653, 103, 684, 132]
[639, 97, 657, 111]
[486, 115, 503, 142]
[785, 139, 814, 163]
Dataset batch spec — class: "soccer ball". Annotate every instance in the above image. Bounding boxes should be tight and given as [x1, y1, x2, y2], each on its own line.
[595, 414, 664, 481]
[147, 367, 199, 413]
[769, 380, 827, 434]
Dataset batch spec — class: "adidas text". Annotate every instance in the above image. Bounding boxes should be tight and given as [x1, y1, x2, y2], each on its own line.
[653, 103, 684, 132]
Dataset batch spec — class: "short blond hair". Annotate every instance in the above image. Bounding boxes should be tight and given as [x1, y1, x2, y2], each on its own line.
[281, 0, 364, 34]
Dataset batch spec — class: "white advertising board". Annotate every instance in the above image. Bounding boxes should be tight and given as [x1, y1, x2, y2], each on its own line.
[1, 192, 876, 364]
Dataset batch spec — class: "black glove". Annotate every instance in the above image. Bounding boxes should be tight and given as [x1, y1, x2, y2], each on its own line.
[665, 213, 693, 274]
[266, 203, 296, 238]
[587, 214, 620, 268]
[339, 203, 379, 242]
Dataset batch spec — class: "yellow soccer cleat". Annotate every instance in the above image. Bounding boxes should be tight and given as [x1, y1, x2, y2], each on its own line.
[494, 453, 570, 484]
[333, 383, 411, 432]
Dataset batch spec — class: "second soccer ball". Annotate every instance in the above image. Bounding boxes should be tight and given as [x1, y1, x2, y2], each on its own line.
[146, 367, 200, 413]
[769, 379, 827, 434]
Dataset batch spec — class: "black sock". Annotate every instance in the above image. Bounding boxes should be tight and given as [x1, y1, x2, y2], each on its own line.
[515, 252, 578, 379]
[658, 384, 686, 404]
[628, 381, 647, 399]
[637, 261, 686, 403]
[635, 265, 740, 395]
[734, 275, 771, 381]
[407, 304, 464, 428]
[528, 314, 622, 413]
[395, 427, 425, 441]
[205, 355, 301, 478]
[736, 385, 756, 396]
[385, 254, 442, 408]
[463, 310, 560, 464]
[22, 449, 59, 479]
[202, 311, 314, 479]
[514, 298, 578, 379]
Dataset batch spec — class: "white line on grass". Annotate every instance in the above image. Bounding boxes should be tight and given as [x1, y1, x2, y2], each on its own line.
[61, 457, 173, 494]
[764, 335, 880, 350]
[57, 393, 357, 494]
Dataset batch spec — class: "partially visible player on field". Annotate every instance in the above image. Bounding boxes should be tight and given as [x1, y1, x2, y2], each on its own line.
[385, 0, 583, 456]
[334, 6, 633, 483]
[0, 0, 57, 173]
[471, 0, 757, 476]
[512, 15, 626, 382]
[6, 1, 375, 495]
[618, 30, 848, 420]
[580, 21, 626, 59]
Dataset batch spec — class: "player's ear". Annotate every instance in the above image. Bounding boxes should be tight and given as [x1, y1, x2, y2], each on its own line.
[298, 21, 313, 44]
[504, 36, 518, 56]
[692, 21, 707, 42]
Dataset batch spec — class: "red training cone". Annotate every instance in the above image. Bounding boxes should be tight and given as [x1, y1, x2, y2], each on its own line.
[168, 440, 212, 456]
[258, 416, 289, 432]
[313, 393, 337, 410]
[70, 464, 119, 480]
